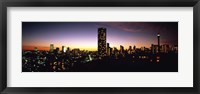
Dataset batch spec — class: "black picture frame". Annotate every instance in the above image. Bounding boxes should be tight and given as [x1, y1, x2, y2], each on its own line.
[0, 0, 200, 94]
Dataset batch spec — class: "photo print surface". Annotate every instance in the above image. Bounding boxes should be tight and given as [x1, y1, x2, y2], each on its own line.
[22, 22, 178, 72]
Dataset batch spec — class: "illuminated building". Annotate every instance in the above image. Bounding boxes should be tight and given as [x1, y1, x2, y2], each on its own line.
[157, 33, 160, 53]
[62, 46, 66, 53]
[50, 44, 54, 52]
[98, 27, 107, 57]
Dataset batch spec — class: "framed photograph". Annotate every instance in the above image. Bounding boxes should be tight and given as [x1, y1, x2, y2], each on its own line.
[1, 0, 200, 94]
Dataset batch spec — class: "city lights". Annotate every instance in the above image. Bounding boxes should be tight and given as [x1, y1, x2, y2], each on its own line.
[22, 22, 178, 72]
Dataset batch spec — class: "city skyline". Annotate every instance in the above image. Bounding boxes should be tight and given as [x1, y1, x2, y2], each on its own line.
[22, 22, 178, 51]
[22, 22, 178, 72]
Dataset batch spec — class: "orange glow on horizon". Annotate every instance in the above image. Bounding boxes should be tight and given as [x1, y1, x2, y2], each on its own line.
[23, 46, 49, 51]
[23, 45, 97, 51]
[23, 43, 152, 51]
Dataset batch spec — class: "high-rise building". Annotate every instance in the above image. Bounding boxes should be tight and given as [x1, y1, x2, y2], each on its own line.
[110, 48, 113, 56]
[56, 47, 59, 53]
[120, 45, 124, 54]
[50, 44, 54, 52]
[107, 43, 110, 56]
[98, 27, 107, 57]
[128, 46, 132, 54]
[66, 47, 70, 54]
[133, 45, 136, 53]
[157, 33, 160, 53]
[62, 46, 66, 53]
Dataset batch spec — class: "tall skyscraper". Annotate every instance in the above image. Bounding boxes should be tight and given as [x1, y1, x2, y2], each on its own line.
[50, 44, 54, 52]
[157, 33, 160, 53]
[98, 27, 107, 57]
[62, 46, 66, 53]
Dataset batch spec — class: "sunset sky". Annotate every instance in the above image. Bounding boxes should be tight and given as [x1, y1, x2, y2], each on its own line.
[22, 22, 178, 51]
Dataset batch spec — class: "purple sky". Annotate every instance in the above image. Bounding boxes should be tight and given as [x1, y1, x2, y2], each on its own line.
[22, 22, 178, 51]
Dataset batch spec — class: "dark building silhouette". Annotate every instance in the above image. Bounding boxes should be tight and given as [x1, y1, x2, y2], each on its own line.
[128, 46, 132, 54]
[151, 44, 158, 54]
[72, 48, 80, 56]
[62, 46, 66, 53]
[161, 44, 170, 53]
[56, 47, 59, 53]
[98, 27, 107, 58]
[110, 48, 113, 56]
[133, 45, 136, 50]
[67, 47, 70, 53]
[157, 33, 160, 53]
[107, 43, 110, 56]
[120, 45, 124, 54]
